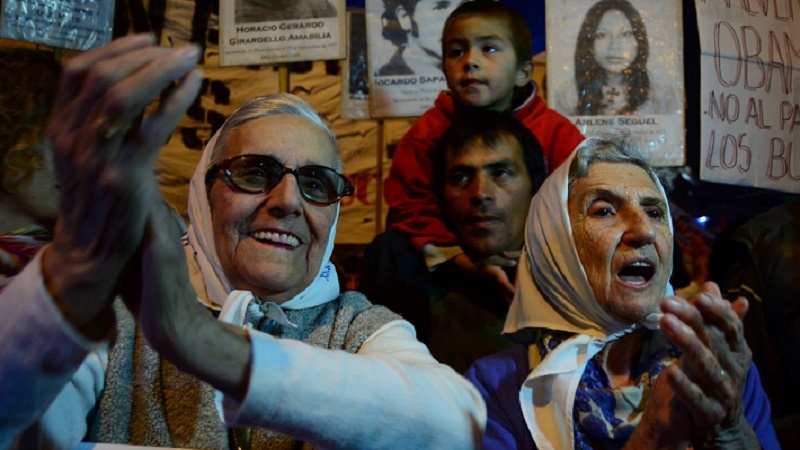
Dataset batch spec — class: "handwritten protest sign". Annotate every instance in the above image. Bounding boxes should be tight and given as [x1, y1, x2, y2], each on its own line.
[696, 0, 800, 193]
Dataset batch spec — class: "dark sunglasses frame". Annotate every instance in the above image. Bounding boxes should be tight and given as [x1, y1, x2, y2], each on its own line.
[205, 154, 355, 205]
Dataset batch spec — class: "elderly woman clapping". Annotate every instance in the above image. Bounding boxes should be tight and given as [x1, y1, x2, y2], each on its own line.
[466, 131, 779, 449]
[2, 36, 485, 449]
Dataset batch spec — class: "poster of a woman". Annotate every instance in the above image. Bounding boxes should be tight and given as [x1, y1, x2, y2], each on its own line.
[547, 0, 684, 165]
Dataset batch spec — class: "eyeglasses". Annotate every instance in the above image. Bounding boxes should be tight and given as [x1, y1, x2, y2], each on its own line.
[206, 154, 354, 205]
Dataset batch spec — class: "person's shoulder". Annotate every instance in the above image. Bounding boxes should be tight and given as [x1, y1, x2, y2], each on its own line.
[465, 344, 528, 385]
[341, 291, 403, 321]
[734, 200, 800, 241]
[402, 92, 454, 139]
[513, 84, 576, 125]
[336, 290, 377, 311]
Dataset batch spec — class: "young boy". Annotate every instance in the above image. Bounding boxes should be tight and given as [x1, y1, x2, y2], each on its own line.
[383, 0, 584, 268]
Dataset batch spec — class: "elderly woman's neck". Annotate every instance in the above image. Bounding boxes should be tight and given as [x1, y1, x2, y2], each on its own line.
[601, 329, 647, 388]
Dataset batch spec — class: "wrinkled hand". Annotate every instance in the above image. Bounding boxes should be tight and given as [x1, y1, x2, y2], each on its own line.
[41, 34, 202, 338]
[123, 200, 252, 401]
[122, 200, 205, 355]
[452, 250, 519, 303]
[628, 282, 755, 449]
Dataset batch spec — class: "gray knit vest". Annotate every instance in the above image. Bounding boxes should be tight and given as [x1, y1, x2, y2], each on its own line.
[88, 292, 401, 450]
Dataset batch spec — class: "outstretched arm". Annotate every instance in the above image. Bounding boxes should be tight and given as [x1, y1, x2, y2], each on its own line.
[43, 34, 202, 338]
[0, 34, 201, 448]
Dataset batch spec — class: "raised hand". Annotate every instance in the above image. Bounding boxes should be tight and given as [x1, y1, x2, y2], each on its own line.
[657, 282, 757, 448]
[41, 34, 202, 338]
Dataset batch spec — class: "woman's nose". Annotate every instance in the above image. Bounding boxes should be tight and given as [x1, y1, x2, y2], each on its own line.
[608, 34, 623, 50]
[622, 210, 656, 247]
[266, 173, 303, 217]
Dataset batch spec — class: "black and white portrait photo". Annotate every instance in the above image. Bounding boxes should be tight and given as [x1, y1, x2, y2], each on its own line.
[234, 0, 338, 23]
[373, 0, 460, 76]
[366, 0, 459, 117]
[548, 0, 681, 117]
[220, 0, 346, 66]
[546, 0, 685, 165]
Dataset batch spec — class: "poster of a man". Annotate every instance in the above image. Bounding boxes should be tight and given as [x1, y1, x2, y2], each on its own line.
[234, 0, 338, 23]
[546, 0, 684, 166]
[220, 0, 346, 66]
[367, 0, 461, 117]
[375, 0, 459, 76]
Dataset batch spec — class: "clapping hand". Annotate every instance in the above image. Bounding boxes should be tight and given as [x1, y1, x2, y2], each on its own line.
[41, 34, 202, 338]
[630, 282, 758, 449]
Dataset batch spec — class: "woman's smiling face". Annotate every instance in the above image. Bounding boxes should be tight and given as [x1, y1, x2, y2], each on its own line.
[593, 10, 638, 75]
[208, 115, 339, 303]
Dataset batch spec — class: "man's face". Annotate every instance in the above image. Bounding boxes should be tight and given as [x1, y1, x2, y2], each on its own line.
[412, 0, 459, 57]
[442, 134, 532, 257]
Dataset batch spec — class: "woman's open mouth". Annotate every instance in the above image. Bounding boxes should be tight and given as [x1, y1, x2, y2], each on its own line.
[617, 260, 655, 285]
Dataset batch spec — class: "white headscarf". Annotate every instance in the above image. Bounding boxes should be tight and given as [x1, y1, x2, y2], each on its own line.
[184, 124, 341, 328]
[503, 144, 673, 450]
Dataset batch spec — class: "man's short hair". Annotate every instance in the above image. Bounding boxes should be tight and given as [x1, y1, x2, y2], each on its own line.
[433, 110, 546, 198]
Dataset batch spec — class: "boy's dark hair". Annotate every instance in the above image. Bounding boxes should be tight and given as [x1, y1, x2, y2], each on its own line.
[433, 110, 546, 198]
[441, 0, 533, 66]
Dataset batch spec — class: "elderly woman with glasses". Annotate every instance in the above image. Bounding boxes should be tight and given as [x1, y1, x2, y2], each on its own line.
[1, 35, 485, 449]
[465, 131, 779, 449]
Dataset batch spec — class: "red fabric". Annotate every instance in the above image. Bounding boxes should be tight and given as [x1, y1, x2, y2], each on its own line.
[384, 87, 585, 250]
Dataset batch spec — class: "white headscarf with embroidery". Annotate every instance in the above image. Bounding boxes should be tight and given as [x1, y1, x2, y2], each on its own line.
[503, 137, 673, 450]
[184, 95, 341, 329]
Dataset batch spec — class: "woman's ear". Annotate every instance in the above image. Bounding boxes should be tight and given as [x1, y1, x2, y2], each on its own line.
[515, 58, 534, 87]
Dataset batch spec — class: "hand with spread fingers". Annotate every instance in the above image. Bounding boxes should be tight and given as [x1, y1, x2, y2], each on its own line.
[40, 34, 202, 338]
[630, 282, 757, 449]
[656, 282, 758, 448]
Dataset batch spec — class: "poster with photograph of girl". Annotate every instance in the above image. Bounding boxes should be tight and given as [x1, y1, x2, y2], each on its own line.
[366, 0, 459, 118]
[546, 0, 685, 166]
[342, 9, 370, 119]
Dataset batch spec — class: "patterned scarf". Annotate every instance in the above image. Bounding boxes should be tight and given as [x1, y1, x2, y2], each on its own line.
[534, 329, 681, 450]
[0, 224, 51, 291]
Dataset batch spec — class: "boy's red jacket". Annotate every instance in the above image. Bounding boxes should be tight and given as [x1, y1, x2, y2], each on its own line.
[384, 86, 585, 250]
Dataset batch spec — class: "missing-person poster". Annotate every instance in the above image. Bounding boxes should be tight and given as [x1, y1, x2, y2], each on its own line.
[546, 0, 685, 166]
[365, 0, 456, 118]
[219, 0, 346, 66]
[341, 9, 370, 119]
[696, 0, 800, 194]
[1, 0, 114, 50]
